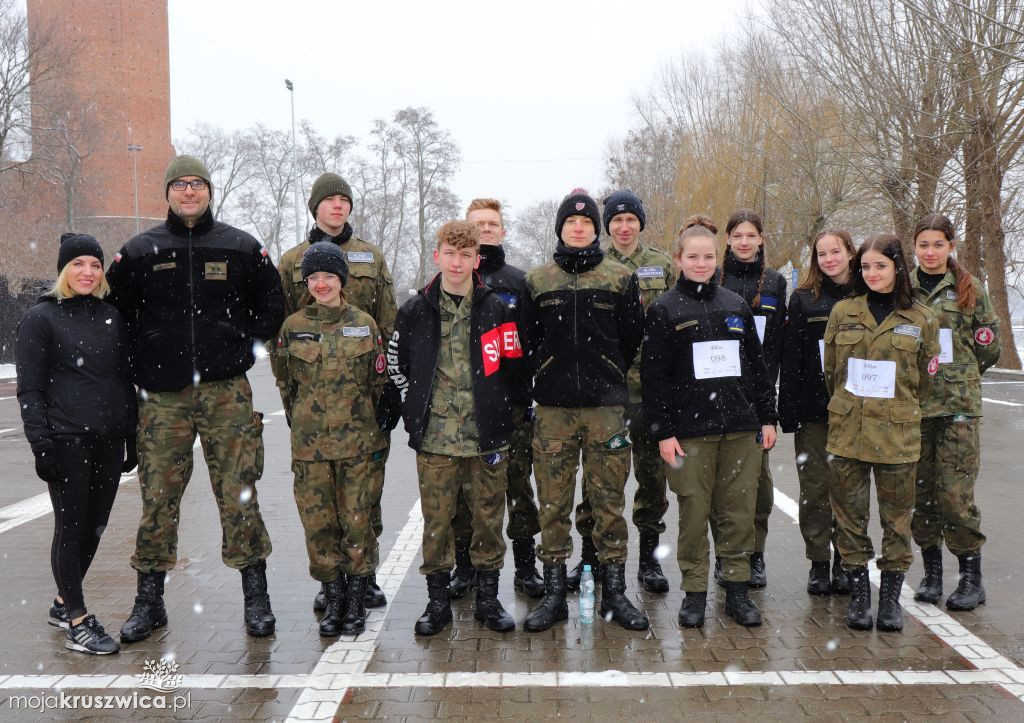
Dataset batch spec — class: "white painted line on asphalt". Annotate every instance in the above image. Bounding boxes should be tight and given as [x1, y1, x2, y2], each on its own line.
[286, 499, 424, 722]
[2, 668, 1023, 691]
[0, 396, 15, 401]
[0, 475, 136, 534]
[980, 380, 1024, 385]
[773, 487, 1024, 703]
[982, 397, 1023, 407]
[0, 428, 15, 435]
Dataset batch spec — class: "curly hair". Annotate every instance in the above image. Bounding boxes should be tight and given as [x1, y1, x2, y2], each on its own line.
[436, 220, 480, 250]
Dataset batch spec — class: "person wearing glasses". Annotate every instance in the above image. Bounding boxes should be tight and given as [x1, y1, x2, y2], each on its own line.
[106, 155, 285, 644]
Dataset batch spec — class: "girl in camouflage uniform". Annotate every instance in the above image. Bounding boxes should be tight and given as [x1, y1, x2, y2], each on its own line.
[910, 214, 1000, 612]
[272, 242, 388, 637]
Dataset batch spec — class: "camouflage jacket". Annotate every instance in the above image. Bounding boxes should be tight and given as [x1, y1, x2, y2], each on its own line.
[824, 294, 940, 464]
[278, 224, 398, 339]
[521, 256, 644, 408]
[272, 302, 388, 461]
[911, 267, 1001, 418]
[606, 242, 676, 404]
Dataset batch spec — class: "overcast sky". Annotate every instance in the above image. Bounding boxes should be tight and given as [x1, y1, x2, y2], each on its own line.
[165, 0, 760, 218]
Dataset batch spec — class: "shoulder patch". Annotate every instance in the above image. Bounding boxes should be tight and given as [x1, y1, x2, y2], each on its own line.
[975, 327, 994, 346]
[347, 251, 374, 264]
[759, 295, 778, 311]
[636, 266, 665, 279]
[725, 315, 745, 333]
[928, 356, 940, 376]
[343, 325, 371, 337]
[375, 353, 386, 374]
[894, 324, 921, 338]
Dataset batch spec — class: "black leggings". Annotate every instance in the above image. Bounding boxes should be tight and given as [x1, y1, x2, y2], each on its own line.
[46, 436, 122, 620]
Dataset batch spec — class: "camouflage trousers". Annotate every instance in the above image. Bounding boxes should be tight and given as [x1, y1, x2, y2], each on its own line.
[710, 449, 773, 553]
[417, 451, 507, 575]
[829, 456, 916, 572]
[794, 422, 838, 561]
[533, 406, 631, 566]
[912, 416, 986, 556]
[668, 432, 762, 592]
[293, 455, 384, 580]
[131, 375, 272, 573]
[572, 402, 669, 542]
[452, 405, 541, 544]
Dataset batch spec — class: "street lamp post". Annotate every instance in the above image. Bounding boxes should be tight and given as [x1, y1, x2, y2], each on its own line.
[285, 79, 302, 245]
[127, 143, 143, 234]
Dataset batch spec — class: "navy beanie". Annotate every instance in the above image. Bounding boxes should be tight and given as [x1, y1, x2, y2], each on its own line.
[301, 241, 349, 286]
[602, 190, 646, 233]
[555, 188, 601, 240]
[57, 233, 104, 273]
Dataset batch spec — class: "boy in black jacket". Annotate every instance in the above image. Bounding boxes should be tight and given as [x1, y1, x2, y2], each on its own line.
[387, 221, 521, 636]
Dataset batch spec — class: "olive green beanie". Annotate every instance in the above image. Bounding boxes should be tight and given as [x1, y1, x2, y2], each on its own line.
[308, 172, 353, 216]
[163, 155, 213, 200]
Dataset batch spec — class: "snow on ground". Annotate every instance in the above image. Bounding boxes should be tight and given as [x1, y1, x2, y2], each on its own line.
[0, 364, 15, 380]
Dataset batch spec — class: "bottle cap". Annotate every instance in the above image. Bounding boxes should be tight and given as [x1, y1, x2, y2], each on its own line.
[583, 564, 591, 572]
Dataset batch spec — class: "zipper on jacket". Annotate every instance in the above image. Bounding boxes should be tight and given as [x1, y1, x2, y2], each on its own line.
[700, 298, 730, 431]
[188, 228, 197, 385]
[573, 273, 580, 394]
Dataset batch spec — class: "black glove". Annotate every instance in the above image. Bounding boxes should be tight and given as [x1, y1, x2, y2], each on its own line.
[376, 383, 402, 434]
[122, 435, 138, 473]
[33, 445, 64, 484]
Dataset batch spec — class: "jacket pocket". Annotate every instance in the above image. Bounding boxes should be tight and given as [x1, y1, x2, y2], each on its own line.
[835, 329, 864, 345]
[288, 341, 321, 384]
[826, 395, 855, 449]
[598, 353, 625, 380]
[889, 403, 921, 453]
[941, 363, 979, 383]
[890, 333, 920, 352]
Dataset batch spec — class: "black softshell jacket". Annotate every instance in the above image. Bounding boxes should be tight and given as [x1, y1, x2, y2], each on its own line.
[387, 274, 522, 452]
[778, 278, 847, 432]
[641, 276, 778, 441]
[106, 209, 285, 392]
[16, 295, 138, 451]
[720, 250, 787, 383]
[478, 245, 531, 406]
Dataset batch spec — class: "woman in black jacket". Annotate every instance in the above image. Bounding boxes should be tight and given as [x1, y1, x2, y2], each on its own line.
[16, 234, 137, 656]
[642, 217, 778, 629]
[779, 229, 855, 596]
[713, 209, 787, 588]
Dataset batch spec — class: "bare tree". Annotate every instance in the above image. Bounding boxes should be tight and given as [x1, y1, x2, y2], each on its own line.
[236, 123, 295, 262]
[506, 199, 559, 271]
[393, 107, 461, 286]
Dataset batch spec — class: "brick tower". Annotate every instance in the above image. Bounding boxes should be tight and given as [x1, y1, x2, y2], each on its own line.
[26, 0, 175, 234]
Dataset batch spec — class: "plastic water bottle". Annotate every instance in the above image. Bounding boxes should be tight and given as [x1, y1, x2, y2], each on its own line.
[579, 564, 595, 624]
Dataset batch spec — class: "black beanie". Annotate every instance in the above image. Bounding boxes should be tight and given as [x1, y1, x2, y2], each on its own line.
[301, 241, 349, 286]
[57, 233, 104, 273]
[555, 188, 601, 241]
[602, 190, 646, 233]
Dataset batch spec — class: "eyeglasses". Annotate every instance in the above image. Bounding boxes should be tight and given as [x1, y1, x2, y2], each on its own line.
[170, 179, 208, 191]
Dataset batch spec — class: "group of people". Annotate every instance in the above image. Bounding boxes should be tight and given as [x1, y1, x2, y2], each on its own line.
[16, 153, 999, 656]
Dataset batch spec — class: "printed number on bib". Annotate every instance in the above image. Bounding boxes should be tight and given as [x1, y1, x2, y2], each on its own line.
[938, 328, 954, 364]
[692, 340, 741, 379]
[845, 357, 896, 399]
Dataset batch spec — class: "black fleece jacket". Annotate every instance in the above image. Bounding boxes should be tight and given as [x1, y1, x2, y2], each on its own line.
[778, 276, 848, 432]
[106, 208, 285, 392]
[478, 244, 531, 406]
[387, 273, 522, 452]
[641, 276, 777, 441]
[720, 249, 787, 383]
[16, 295, 138, 452]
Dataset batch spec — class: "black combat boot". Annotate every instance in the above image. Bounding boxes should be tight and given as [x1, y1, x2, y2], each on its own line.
[318, 576, 347, 637]
[914, 546, 943, 604]
[637, 531, 670, 593]
[363, 573, 386, 609]
[524, 564, 569, 632]
[241, 561, 276, 637]
[807, 560, 831, 596]
[313, 581, 328, 613]
[713, 557, 726, 587]
[512, 538, 544, 598]
[340, 575, 368, 636]
[748, 552, 767, 588]
[415, 572, 453, 636]
[724, 581, 762, 626]
[474, 570, 515, 632]
[876, 570, 905, 632]
[677, 592, 707, 628]
[846, 567, 873, 630]
[946, 554, 985, 611]
[120, 571, 168, 643]
[566, 536, 599, 592]
[599, 563, 649, 630]
[448, 539, 477, 600]
[831, 548, 851, 595]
